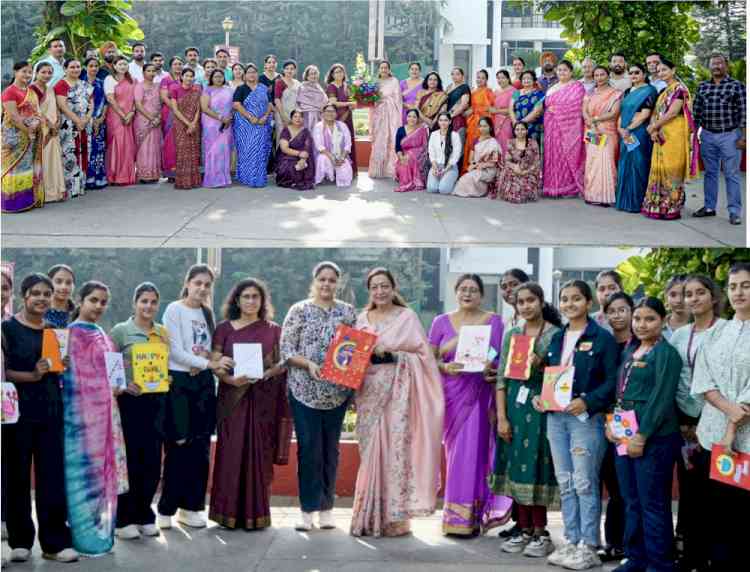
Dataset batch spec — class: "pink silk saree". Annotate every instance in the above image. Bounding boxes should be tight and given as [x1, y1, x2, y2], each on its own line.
[542, 81, 586, 197]
[583, 86, 622, 205]
[368, 76, 403, 178]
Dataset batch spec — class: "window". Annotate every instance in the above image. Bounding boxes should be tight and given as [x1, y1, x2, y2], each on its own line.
[454, 45, 472, 78]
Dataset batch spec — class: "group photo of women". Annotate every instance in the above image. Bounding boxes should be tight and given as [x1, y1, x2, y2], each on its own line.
[2, 256, 748, 572]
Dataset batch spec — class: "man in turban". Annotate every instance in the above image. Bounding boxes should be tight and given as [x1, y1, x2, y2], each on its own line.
[96, 41, 118, 80]
[538, 51, 558, 93]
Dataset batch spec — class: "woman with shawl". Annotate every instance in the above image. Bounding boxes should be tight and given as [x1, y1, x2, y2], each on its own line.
[298, 65, 328, 132]
[313, 104, 353, 187]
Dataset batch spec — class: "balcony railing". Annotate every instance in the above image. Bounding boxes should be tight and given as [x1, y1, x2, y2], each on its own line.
[501, 15, 561, 29]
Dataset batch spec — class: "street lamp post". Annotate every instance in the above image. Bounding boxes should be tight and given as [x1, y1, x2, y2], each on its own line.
[502, 41, 509, 66]
[222, 16, 234, 48]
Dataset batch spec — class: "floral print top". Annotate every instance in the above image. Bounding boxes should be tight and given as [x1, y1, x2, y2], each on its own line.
[280, 299, 356, 409]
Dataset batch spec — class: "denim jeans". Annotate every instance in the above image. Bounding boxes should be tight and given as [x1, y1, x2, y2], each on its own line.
[427, 165, 459, 194]
[700, 129, 743, 216]
[546, 412, 607, 547]
[615, 432, 681, 572]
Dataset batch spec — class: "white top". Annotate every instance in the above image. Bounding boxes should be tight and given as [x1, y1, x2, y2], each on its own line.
[428, 130, 462, 168]
[154, 70, 169, 86]
[103, 75, 118, 95]
[561, 328, 585, 366]
[128, 60, 144, 82]
[609, 76, 632, 91]
[163, 301, 212, 372]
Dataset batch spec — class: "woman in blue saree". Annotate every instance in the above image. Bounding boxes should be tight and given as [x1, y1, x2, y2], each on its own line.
[510, 70, 545, 146]
[83, 57, 108, 190]
[232, 63, 273, 188]
[615, 64, 657, 213]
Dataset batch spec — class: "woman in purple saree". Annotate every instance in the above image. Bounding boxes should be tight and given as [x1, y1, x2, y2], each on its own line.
[276, 109, 315, 190]
[429, 274, 512, 535]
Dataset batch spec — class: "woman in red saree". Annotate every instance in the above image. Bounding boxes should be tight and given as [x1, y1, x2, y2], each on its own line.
[394, 109, 429, 192]
[104, 57, 136, 185]
[350, 268, 444, 537]
[209, 278, 291, 530]
[462, 70, 493, 173]
[170, 68, 202, 189]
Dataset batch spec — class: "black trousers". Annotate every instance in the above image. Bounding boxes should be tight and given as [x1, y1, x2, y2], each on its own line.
[157, 370, 216, 515]
[3, 415, 72, 553]
[288, 392, 348, 513]
[116, 393, 166, 527]
[600, 442, 625, 550]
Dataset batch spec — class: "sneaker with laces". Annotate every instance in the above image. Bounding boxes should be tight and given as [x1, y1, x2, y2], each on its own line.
[116, 524, 141, 540]
[523, 533, 554, 557]
[42, 548, 79, 563]
[318, 510, 336, 530]
[501, 532, 532, 553]
[177, 509, 206, 528]
[138, 523, 160, 537]
[157, 514, 173, 529]
[294, 511, 314, 531]
[547, 543, 578, 566]
[10, 548, 31, 562]
[562, 544, 602, 570]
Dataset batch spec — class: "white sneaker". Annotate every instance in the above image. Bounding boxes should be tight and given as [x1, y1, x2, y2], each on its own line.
[501, 531, 532, 553]
[523, 534, 554, 557]
[294, 511, 314, 531]
[547, 543, 578, 566]
[116, 524, 141, 540]
[138, 523, 160, 537]
[10, 548, 30, 562]
[318, 510, 336, 530]
[177, 509, 206, 528]
[562, 545, 602, 570]
[1, 520, 7, 540]
[42, 548, 79, 563]
[157, 514, 173, 529]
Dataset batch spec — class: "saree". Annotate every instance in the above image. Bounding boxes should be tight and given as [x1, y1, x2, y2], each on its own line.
[428, 313, 512, 535]
[234, 84, 272, 187]
[274, 78, 300, 144]
[616, 85, 657, 213]
[489, 325, 559, 509]
[105, 79, 136, 185]
[542, 81, 585, 197]
[85, 78, 107, 189]
[209, 320, 292, 530]
[641, 82, 696, 220]
[453, 137, 500, 198]
[496, 138, 542, 203]
[201, 86, 233, 187]
[351, 308, 444, 537]
[446, 83, 470, 132]
[1, 85, 43, 213]
[512, 90, 545, 143]
[56, 79, 91, 199]
[61, 321, 128, 556]
[30, 84, 66, 203]
[417, 89, 448, 129]
[394, 125, 428, 192]
[400, 79, 422, 125]
[583, 86, 622, 205]
[326, 82, 358, 170]
[133, 81, 163, 181]
[493, 87, 517, 151]
[297, 81, 328, 132]
[276, 126, 315, 190]
[368, 76, 402, 178]
[173, 85, 202, 189]
[312, 119, 353, 187]
[160, 76, 180, 177]
[462, 87, 493, 173]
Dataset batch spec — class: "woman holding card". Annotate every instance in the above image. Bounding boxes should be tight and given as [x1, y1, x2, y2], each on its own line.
[606, 297, 682, 572]
[531, 280, 619, 570]
[429, 274, 511, 535]
[63, 281, 129, 556]
[209, 278, 291, 530]
[490, 282, 561, 557]
[158, 264, 233, 530]
[350, 268, 444, 537]
[110, 282, 170, 540]
[690, 262, 750, 570]
[3, 273, 77, 563]
[45, 264, 76, 328]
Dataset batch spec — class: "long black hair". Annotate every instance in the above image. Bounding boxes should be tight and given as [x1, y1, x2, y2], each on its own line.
[516, 282, 563, 328]
[70, 281, 110, 322]
[181, 264, 216, 335]
[436, 111, 454, 165]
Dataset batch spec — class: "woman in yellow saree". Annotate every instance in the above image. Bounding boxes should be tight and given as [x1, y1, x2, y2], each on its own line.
[462, 70, 494, 173]
[641, 59, 697, 220]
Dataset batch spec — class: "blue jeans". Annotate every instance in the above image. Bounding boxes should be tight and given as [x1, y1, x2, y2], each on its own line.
[427, 165, 459, 194]
[700, 129, 742, 216]
[615, 432, 681, 572]
[546, 412, 607, 547]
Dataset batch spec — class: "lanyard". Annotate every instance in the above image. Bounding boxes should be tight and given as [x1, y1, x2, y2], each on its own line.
[686, 318, 716, 374]
[617, 343, 655, 402]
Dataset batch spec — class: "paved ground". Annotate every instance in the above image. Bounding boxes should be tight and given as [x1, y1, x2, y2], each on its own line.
[1, 174, 745, 248]
[2, 504, 630, 572]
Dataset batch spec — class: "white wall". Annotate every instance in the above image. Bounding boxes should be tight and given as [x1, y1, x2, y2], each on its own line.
[439, 0, 490, 83]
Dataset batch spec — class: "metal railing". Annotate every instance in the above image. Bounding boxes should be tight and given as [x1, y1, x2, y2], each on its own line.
[501, 15, 561, 29]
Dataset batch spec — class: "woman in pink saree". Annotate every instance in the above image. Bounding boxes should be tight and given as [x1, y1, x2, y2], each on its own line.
[542, 61, 586, 198]
[200, 70, 234, 188]
[104, 57, 136, 185]
[429, 274, 512, 536]
[133, 63, 163, 183]
[394, 109, 428, 192]
[368, 61, 403, 178]
[583, 66, 623, 205]
[297, 65, 328, 132]
[493, 70, 516, 151]
[351, 268, 444, 537]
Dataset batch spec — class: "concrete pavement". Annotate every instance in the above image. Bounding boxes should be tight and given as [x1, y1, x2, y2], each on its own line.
[1, 174, 745, 247]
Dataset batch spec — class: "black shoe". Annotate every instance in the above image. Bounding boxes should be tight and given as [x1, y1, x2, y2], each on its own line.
[613, 559, 646, 572]
[692, 207, 717, 218]
[598, 546, 625, 562]
[498, 523, 520, 538]
[730, 214, 742, 225]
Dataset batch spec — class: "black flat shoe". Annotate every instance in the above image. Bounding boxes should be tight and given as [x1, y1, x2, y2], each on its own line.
[498, 523, 520, 538]
[730, 214, 742, 225]
[692, 207, 716, 218]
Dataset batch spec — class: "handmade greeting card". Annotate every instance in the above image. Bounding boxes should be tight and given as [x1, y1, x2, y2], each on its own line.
[1, 382, 19, 424]
[504, 334, 536, 380]
[233, 343, 264, 381]
[132, 342, 170, 393]
[541, 365, 574, 411]
[105, 352, 127, 391]
[320, 325, 377, 390]
[710, 445, 750, 491]
[455, 325, 492, 373]
[606, 410, 639, 456]
[42, 328, 67, 372]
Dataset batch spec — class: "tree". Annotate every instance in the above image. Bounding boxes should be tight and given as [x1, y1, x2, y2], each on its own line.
[30, 0, 144, 63]
[616, 248, 750, 316]
[692, 0, 746, 64]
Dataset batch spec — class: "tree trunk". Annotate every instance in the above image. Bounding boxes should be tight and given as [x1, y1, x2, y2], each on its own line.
[722, 2, 735, 60]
